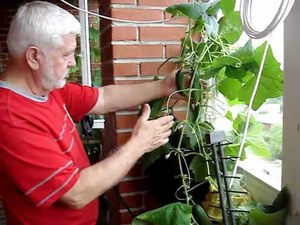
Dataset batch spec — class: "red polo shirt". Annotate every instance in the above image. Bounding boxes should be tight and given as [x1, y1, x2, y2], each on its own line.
[0, 82, 99, 225]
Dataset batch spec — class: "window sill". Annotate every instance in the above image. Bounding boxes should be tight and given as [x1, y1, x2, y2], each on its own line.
[238, 155, 281, 204]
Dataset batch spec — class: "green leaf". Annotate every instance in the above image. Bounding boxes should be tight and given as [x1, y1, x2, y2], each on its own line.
[219, 11, 243, 44]
[218, 78, 242, 101]
[224, 143, 246, 160]
[238, 42, 283, 110]
[166, 3, 207, 19]
[132, 202, 193, 225]
[189, 155, 214, 182]
[141, 144, 171, 171]
[149, 98, 166, 118]
[225, 111, 233, 121]
[90, 48, 100, 62]
[212, 40, 256, 76]
[232, 112, 256, 134]
[218, 0, 236, 16]
[202, 14, 219, 37]
[89, 27, 100, 45]
[248, 208, 287, 225]
[183, 123, 198, 148]
[166, 1, 220, 20]
[212, 55, 241, 69]
[245, 135, 271, 158]
[92, 70, 102, 87]
[231, 40, 256, 63]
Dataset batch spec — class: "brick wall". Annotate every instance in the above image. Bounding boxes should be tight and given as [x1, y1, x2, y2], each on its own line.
[99, 0, 189, 224]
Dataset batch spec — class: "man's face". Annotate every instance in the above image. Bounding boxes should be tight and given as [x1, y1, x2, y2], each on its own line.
[40, 34, 77, 90]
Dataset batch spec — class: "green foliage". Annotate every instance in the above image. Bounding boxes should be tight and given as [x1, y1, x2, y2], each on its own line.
[262, 124, 283, 160]
[132, 202, 193, 225]
[138, 0, 285, 224]
[68, 25, 101, 86]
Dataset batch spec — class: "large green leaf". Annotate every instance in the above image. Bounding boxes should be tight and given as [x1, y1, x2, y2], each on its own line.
[166, 1, 220, 20]
[245, 135, 271, 158]
[202, 14, 219, 37]
[132, 202, 193, 225]
[224, 143, 246, 160]
[238, 42, 283, 110]
[218, 0, 236, 16]
[231, 40, 256, 64]
[141, 144, 171, 171]
[189, 155, 214, 182]
[218, 77, 242, 100]
[166, 3, 207, 19]
[89, 27, 100, 45]
[248, 209, 287, 225]
[219, 11, 243, 44]
[212, 40, 257, 81]
[149, 98, 166, 118]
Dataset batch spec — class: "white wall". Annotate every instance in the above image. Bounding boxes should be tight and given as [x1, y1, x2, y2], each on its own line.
[283, 0, 300, 224]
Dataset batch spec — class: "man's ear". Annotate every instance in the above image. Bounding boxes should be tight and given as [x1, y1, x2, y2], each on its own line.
[25, 46, 41, 70]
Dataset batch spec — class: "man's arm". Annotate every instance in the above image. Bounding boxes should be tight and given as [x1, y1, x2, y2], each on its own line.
[60, 104, 174, 209]
[88, 71, 178, 115]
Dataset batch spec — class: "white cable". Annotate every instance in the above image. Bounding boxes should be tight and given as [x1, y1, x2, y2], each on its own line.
[240, 0, 295, 39]
[229, 41, 270, 188]
[60, 0, 171, 24]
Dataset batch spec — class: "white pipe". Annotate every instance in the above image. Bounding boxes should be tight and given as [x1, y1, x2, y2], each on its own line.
[79, 0, 92, 86]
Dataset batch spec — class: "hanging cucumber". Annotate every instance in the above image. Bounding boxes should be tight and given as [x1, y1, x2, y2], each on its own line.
[192, 204, 213, 225]
[176, 69, 190, 97]
[191, 70, 202, 103]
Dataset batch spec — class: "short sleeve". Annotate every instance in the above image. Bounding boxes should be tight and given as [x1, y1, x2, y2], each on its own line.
[58, 83, 99, 122]
[0, 126, 79, 208]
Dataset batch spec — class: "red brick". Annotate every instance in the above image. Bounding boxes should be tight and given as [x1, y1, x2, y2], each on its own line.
[111, 8, 164, 21]
[119, 178, 150, 193]
[112, 26, 137, 41]
[140, 61, 177, 76]
[120, 211, 142, 224]
[138, 0, 186, 7]
[113, 45, 164, 59]
[173, 110, 186, 121]
[113, 63, 138, 76]
[144, 192, 159, 210]
[116, 114, 139, 129]
[126, 163, 142, 177]
[117, 132, 132, 145]
[139, 26, 186, 41]
[111, 0, 136, 4]
[165, 44, 182, 57]
[120, 193, 144, 209]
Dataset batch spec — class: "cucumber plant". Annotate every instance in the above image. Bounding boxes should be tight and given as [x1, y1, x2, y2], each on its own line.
[134, 0, 288, 225]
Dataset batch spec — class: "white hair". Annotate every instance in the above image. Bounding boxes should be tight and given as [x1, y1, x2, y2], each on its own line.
[7, 1, 81, 56]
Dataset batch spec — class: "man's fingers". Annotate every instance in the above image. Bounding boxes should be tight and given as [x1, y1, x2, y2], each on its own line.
[139, 104, 151, 122]
[156, 115, 174, 126]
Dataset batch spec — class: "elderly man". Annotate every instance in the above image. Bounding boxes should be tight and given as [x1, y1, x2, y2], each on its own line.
[0, 1, 176, 224]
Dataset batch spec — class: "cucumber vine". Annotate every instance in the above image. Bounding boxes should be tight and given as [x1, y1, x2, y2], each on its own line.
[134, 0, 287, 225]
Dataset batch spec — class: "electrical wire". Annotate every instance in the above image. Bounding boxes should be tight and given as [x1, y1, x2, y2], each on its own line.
[240, 0, 295, 39]
[60, 0, 172, 24]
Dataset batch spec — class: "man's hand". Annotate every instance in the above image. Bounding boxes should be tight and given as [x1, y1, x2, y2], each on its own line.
[161, 70, 179, 97]
[131, 104, 174, 154]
